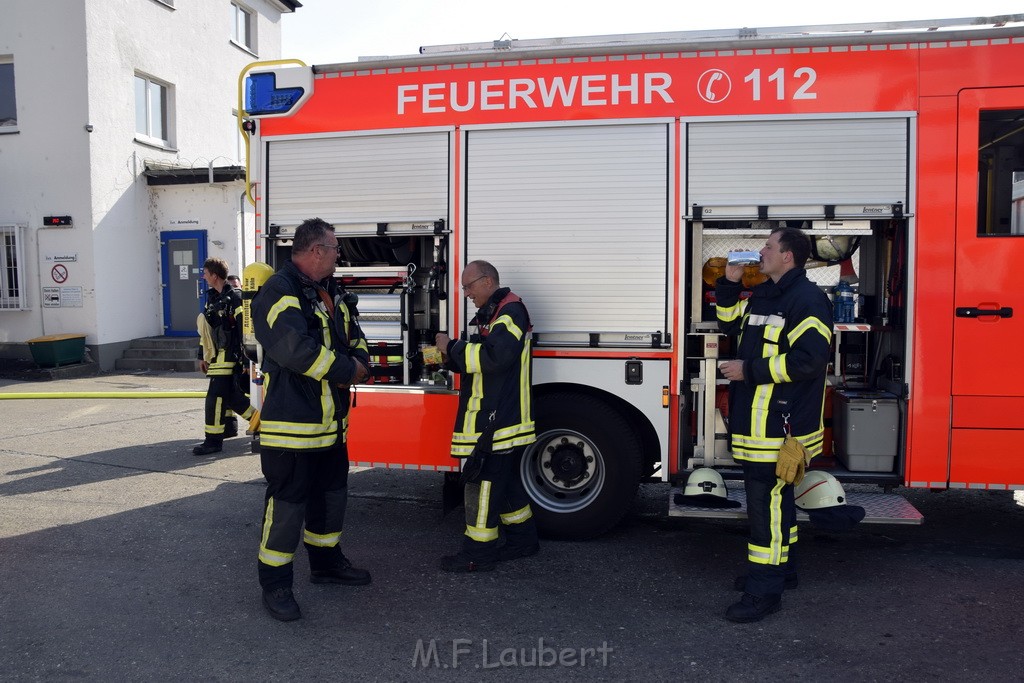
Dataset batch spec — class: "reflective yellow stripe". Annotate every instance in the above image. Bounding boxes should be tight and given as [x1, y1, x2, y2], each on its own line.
[717, 300, 744, 322]
[520, 337, 532, 427]
[267, 295, 300, 329]
[466, 343, 483, 374]
[768, 477, 785, 564]
[260, 419, 339, 435]
[494, 433, 537, 449]
[500, 505, 533, 525]
[464, 480, 499, 541]
[788, 316, 833, 346]
[261, 432, 338, 450]
[259, 498, 294, 567]
[476, 480, 491, 528]
[748, 542, 789, 566]
[493, 422, 534, 442]
[305, 346, 334, 381]
[303, 529, 341, 547]
[768, 355, 789, 383]
[750, 384, 772, 438]
[491, 314, 523, 340]
[465, 525, 499, 542]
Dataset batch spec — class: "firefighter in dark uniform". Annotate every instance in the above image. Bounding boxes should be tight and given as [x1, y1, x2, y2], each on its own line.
[193, 258, 259, 456]
[436, 260, 539, 572]
[716, 227, 833, 623]
[250, 217, 372, 622]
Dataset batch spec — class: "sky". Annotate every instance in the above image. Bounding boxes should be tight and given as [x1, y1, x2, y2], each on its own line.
[281, 0, 1023, 65]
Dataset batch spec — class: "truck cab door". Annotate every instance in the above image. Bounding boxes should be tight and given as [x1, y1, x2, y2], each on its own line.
[950, 87, 1024, 485]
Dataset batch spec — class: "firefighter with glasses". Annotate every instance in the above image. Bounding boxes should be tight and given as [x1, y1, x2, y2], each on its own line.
[716, 227, 833, 623]
[436, 260, 539, 572]
[250, 217, 372, 621]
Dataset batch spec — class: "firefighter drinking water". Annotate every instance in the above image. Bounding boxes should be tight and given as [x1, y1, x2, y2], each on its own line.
[715, 227, 833, 623]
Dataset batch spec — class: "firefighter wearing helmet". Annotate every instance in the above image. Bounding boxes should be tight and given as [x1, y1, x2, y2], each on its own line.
[716, 227, 833, 623]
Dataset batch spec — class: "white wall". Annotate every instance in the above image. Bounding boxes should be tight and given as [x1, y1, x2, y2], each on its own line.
[0, 0, 286, 367]
[151, 182, 254, 280]
[0, 1, 93, 343]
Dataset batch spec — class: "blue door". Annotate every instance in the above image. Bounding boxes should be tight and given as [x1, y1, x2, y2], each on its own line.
[160, 230, 207, 336]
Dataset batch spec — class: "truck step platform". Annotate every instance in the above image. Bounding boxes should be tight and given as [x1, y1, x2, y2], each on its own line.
[668, 486, 923, 524]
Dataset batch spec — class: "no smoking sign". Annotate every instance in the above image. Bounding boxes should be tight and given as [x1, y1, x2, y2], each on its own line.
[51, 264, 68, 283]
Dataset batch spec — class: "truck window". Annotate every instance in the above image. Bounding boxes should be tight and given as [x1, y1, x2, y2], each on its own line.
[977, 109, 1024, 236]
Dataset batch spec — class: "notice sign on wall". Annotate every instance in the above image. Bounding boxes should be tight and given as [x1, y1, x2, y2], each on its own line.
[42, 287, 60, 308]
[41, 286, 84, 308]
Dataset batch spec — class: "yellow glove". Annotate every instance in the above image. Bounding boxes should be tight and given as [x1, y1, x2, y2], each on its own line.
[246, 410, 261, 435]
[775, 435, 809, 485]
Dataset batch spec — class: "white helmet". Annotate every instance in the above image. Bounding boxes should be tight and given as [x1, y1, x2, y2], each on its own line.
[684, 467, 728, 500]
[794, 471, 846, 510]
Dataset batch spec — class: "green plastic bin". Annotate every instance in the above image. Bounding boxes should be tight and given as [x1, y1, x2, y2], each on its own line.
[26, 334, 87, 367]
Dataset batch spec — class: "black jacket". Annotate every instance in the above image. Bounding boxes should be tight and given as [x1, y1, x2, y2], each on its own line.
[715, 268, 833, 462]
[202, 283, 243, 375]
[251, 260, 370, 451]
[444, 288, 535, 456]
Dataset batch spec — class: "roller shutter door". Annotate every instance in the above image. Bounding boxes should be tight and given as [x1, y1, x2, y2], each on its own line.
[687, 117, 909, 211]
[266, 132, 449, 228]
[466, 124, 669, 336]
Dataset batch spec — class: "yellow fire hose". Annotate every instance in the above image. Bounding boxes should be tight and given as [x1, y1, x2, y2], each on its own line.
[0, 391, 205, 399]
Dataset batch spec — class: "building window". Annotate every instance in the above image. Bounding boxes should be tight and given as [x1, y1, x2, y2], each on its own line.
[0, 224, 26, 310]
[231, 3, 256, 53]
[134, 74, 170, 146]
[0, 57, 17, 132]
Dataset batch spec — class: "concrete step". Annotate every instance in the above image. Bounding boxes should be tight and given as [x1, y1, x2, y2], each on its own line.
[115, 357, 200, 373]
[130, 336, 200, 350]
[122, 348, 198, 360]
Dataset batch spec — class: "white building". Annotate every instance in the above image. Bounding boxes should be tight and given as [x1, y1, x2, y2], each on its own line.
[0, 0, 300, 369]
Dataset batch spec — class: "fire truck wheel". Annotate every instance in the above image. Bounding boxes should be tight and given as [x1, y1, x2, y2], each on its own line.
[521, 392, 643, 541]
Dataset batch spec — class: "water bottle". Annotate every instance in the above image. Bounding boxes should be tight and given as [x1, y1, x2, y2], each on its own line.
[833, 281, 855, 323]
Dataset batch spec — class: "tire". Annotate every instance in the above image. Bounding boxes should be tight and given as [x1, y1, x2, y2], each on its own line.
[521, 392, 643, 540]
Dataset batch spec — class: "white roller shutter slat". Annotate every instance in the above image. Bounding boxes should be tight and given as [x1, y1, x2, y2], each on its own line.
[467, 125, 669, 336]
[688, 118, 908, 208]
[267, 133, 449, 227]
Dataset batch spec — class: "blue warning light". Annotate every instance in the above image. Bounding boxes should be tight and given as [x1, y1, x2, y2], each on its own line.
[244, 72, 305, 116]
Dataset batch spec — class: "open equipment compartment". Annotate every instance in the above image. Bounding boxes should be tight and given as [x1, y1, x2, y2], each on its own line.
[265, 219, 452, 388]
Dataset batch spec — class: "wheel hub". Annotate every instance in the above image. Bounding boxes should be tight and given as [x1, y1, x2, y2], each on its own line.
[545, 437, 591, 488]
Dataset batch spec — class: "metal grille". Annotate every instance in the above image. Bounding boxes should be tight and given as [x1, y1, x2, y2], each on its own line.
[668, 485, 923, 524]
[0, 224, 26, 310]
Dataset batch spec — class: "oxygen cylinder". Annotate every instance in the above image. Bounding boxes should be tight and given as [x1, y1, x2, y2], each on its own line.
[242, 262, 274, 356]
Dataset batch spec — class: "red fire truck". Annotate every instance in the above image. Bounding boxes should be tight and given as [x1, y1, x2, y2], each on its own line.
[238, 16, 1024, 539]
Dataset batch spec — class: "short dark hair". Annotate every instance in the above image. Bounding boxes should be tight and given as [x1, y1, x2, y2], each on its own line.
[771, 227, 811, 268]
[294, 217, 334, 253]
[467, 259, 500, 286]
[203, 257, 228, 280]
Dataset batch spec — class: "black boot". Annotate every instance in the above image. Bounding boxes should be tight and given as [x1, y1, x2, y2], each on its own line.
[725, 593, 782, 623]
[192, 439, 222, 456]
[497, 542, 540, 562]
[310, 553, 372, 586]
[262, 587, 301, 621]
[223, 417, 238, 439]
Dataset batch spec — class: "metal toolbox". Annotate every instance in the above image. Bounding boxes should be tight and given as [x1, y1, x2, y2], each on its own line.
[833, 390, 898, 472]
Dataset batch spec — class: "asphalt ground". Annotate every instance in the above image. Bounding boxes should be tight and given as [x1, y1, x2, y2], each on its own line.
[2, 372, 1024, 681]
